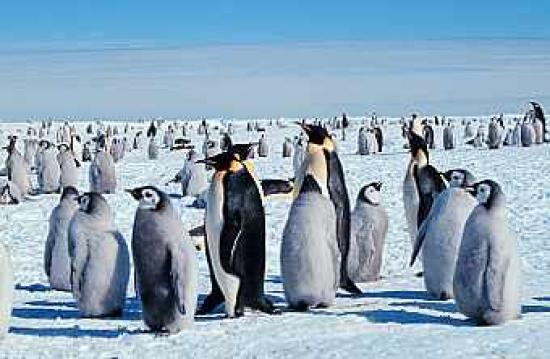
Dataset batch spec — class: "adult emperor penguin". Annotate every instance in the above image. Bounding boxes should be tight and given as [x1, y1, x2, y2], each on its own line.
[89, 136, 117, 194]
[410, 169, 477, 300]
[281, 173, 340, 310]
[0, 239, 13, 338]
[36, 140, 61, 194]
[57, 144, 79, 189]
[199, 150, 277, 317]
[127, 186, 198, 333]
[348, 182, 388, 283]
[69, 192, 130, 317]
[44, 186, 79, 291]
[454, 180, 522, 325]
[530, 101, 547, 142]
[295, 123, 362, 294]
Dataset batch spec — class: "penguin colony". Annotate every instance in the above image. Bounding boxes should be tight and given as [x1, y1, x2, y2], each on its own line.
[0, 102, 546, 337]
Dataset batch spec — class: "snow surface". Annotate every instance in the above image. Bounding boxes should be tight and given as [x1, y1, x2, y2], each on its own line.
[0, 118, 549, 358]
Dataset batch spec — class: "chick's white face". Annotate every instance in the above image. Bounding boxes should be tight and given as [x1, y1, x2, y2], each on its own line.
[139, 188, 160, 210]
[449, 171, 465, 188]
[476, 183, 492, 204]
[364, 186, 381, 205]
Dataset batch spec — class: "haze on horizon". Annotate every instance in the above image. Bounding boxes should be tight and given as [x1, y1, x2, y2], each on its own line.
[1, 1, 549, 120]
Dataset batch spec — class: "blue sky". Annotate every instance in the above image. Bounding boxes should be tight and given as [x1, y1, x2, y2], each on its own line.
[1, 1, 549, 119]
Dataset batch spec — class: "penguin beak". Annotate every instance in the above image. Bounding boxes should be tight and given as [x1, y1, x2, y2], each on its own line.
[374, 182, 383, 191]
[125, 188, 141, 200]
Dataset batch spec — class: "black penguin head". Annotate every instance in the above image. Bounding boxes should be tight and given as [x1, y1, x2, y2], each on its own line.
[60, 186, 79, 203]
[197, 151, 239, 172]
[297, 123, 331, 147]
[467, 180, 505, 209]
[229, 143, 255, 161]
[126, 186, 168, 211]
[442, 169, 476, 188]
[358, 182, 383, 205]
[77, 192, 110, 215]
[407, 130, 429, 162]
[58, 143, 70, 152]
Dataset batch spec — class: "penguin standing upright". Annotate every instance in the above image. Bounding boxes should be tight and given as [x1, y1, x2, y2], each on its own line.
[128, 186, 198, 333]
[89, 136, 117, 194]
[282, 137, 293, 158]
[521, 119, 535, 147]
[454, 180, 522, 325]
[348, 182, 388, 283]
[443, 123, 455, 150]
[410, 169, 477, 300]
[258, 134, 269, 157]
[57, 144, 79, 189]
[0, 239, 13, 338]
[199, 150, 277, 317]
[530, 101, 547, 142]
[487, 120, 502, 149]
[295, 124, 361, 294]
[281, 174, 340, 310]
[44, 186, 79, 291]
[148, 138, 159, 160]
[373, 126, 383, 153]
[5, 137, 31, 195]
[292, 136, 306, 177]
[36, 141, 61, 194]
[69, 192, 130, 317]
[170, 150, 208, 198]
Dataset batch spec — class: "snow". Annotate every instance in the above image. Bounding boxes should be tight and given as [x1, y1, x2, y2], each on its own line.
[0, 118, 549, 358]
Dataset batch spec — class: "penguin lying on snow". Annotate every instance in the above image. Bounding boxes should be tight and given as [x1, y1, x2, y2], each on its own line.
[410, 169, 477, 300]
[198, 149, 278, 317]
[454, 180, 522, 325]
[69, 192, 130, 317]
[44, 186, 79, 291]
[127, 186, 198, 333]
[281, 174, 340, 310]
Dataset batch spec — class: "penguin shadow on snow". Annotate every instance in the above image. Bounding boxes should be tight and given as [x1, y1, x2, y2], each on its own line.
[337, 289, 427, 301]
[388, 300, 457, 314]
[15, 283, 50, 292]
[9, 326, 132, 339]
[345, 309, 468, 327]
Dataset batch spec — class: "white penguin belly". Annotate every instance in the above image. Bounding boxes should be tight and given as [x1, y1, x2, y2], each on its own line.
[206, 176, 240, 317]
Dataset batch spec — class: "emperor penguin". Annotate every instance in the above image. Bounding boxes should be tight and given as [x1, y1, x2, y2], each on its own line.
[258, 134, 269, 157]
[0, 180, 23, 205]
[292, 136, 306, 177]
[348, 182, 388, 283]
[512, 122, 521, 146]
[127, 186, 198, 333]
[533, 117, 543, 144]
[23, 138, 38, 170]
[199, 150, 277, 317]
[36, 141, 61, 194]
[69, 192, 130, 317]
[0, 240, 14, 338]
[295, 124, 362, 294]
[410, 169, 477, 300]
[357, 127, 367, 155]
[81, 142, 92, 162]
[530, 101, 547, 142]
[282, 137, 293, 158]
[281, 174, 340, 310]
[487, 120, 502, 149]
[464, 121, 475, 139]
[373, 126, 383, 153]
[521, 120, 535, 147]
[365, 129, 378, 155]
[5, 138, 31, 195]
[44, 186, 79, 291]
[443, 123, 455, 150]
[454, 180, 522, 325]
[170, 150, 208, 198]
[148, 138, 159, 160]
[57, 144, 79, 189]
[89, 138, 117, 194]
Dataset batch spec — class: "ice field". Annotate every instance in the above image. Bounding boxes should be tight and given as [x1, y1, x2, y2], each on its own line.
[0, 117, 549, 358]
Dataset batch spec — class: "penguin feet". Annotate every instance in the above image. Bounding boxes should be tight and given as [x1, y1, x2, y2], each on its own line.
[340, 279, 362, 296]
[250, 298, 281, 315]
[439, 291, 451, 301]
[289, 301, 309, 312]
[196, 292, 224, 315]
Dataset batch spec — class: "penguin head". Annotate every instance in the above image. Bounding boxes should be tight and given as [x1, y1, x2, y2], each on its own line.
[77, 192, 111, 217]
[58, 143, 70, 152]
[442, 169, 476, 188]
[60, 186, 79, 203]
[197, 151, 239, 172]
[229, 143, 255, 161]
[467, 180, 505, 209]
[126, 186, 168, 211]
[298, 123, 333, 150]
[358, 182, 383, 205]
[407, 130, 429, 163]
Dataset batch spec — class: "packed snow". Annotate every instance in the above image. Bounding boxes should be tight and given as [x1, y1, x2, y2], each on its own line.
[0, 116, 548, 358]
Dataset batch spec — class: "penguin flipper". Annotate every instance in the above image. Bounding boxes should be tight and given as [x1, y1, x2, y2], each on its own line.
[484, 241, 507, 312]
[414, 165, 446, 228]
[219, 219, 241, 275]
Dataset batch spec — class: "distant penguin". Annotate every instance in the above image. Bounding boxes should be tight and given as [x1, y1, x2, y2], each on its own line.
[173, 150, 208, 198]
[512, 122, 521, 146]
[69, 192, 130, 317]
[147, 121, 157, 138]
[348, 182, 388, 283]
[530, 101, 547, 142]
[199, 150, 277, 317]
[148, 138, 159, 160]
[0, 180, 22, 205]
[464, 121, 475, 139]
[282, 137, 293, 158]
[443, 123, 455, 150]
[70, 135, 83, 165]
[281, 174, 340, 310]
[5, 138, 31, 195]
[357, 128, 367, 155]
[57, 144, 79, 189]
[454, 180, 522, 325]
[0, 240, 14, 338]
[82, 143, 92, 162]
[258, 134, 269, 157]
[128, 186, 198, 333]
[487, 120, 502, 149]
[295, 124, 361, 294]
[89, 142, 117, 194]
[503, 129, 513, 146]
[23, 138, 38, 170]
[37, 141, 61, 194]
[533, 118, 543, 144]
[423, 123, 435, 149]
[410, 169, 477, 300]
[44, 187, 79, 291]
[373, 127, 383, 153]
[365, 129, 378, 155]
[521, 120, 535, 147]
[292, 136, 306, 177]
